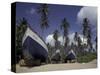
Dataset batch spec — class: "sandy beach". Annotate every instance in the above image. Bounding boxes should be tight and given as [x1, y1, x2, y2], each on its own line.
[16, 59, 97, 73]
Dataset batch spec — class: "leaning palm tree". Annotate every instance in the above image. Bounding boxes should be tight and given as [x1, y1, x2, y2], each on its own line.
[37, 4, 49, 35]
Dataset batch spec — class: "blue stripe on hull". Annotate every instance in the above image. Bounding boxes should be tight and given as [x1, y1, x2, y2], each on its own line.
[23, 36, 48, 62]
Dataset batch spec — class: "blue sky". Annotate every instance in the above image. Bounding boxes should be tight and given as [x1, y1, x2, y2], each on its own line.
[16, 2, 97, 43]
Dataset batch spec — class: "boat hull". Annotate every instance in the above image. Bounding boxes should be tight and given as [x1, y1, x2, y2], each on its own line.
[23, 36, 48, 62]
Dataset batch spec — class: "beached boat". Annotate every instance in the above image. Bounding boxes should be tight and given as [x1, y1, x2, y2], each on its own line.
[22, 27, 48, 66]
[65, 49, 76, 63]
[51, 49, 61, 63]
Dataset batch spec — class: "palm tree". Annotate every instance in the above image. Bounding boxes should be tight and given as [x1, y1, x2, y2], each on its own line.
[77, 36, 82, 54]
[60, 18, 69, 40]
[82, 18, 89, 43]
[87, 28, 92, 52]
[53, 30, 59, 50]
[82, 18, 90, 52]
[74, 32, 79, 55]
[60, 18, 70, 62]
[17, 18, 28, 45]
[19, 18, 28, 32]
[16, 17, 28, 62]
[77, 36, 82, 47]
[73, 32, 82, 56]
[74, 32, 78, 46]
[37, 4, 49, 34]
[82, 18, 92, 52]
[60, 18, 70, 52]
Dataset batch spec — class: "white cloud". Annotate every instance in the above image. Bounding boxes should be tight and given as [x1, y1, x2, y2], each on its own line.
[77, 6, 97, 26]
[68, 33, 87, 45]
[45, 34, 65, 47]
[45, 33, 87, 47]
[58, 36, 65, 46]
[45, 34, 55, 47]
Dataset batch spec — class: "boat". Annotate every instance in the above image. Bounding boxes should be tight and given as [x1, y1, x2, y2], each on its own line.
[22, 27, 48, 66]
[51, 49, 61, 63]
[65, 49, 76, 63]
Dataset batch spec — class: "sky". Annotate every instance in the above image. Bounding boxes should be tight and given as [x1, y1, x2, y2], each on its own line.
[16, 2, 97, 45]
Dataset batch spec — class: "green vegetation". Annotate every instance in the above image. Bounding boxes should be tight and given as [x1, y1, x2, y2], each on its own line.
[77, 52, 97, 63]
[16, 17, 28, 63]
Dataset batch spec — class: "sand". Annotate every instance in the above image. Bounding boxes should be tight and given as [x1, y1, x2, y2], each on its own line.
[16, 59, 97, 73]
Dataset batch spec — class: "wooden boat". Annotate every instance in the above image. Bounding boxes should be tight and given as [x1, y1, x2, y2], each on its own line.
[22, 27, 48, 66]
